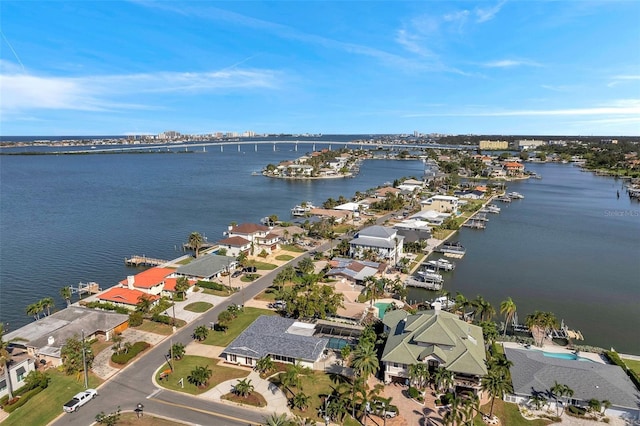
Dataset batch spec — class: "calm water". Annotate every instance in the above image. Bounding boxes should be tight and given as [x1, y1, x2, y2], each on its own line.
[0, 143, 424, 330]
[409, 162, 640, 353]
[1, 150, 638, 353]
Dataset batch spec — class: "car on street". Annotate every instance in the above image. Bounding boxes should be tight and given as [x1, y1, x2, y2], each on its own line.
[63, 389, 97, 413]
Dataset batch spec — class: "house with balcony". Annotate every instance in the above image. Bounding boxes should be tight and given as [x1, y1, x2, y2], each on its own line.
[381, 304, 487, 394]
[0, 350, 36, 399]
[217, 235, 252, 257]
[225, 223, 280, 254]
[348, 225, 404, 262]
[503, 161, 525, 177]
[326, 258, 385, 285]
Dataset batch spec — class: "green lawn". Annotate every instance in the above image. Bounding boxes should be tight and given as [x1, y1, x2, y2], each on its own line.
[184, 302, 213, 313]
[254, 288, 278, 302]
[252, 261, 278, 270]
[281, 244, 305, 253]
[240, 274, 261, 283]
[202, 307, 276, 346]
[156, 356, 248, 395]
[2, 369, 102, 426]
[176, 257, 194, 265]
[473, 399, 553, 426]
[275, 254, 294, 261]
[134, 318, 186, 335]
[622, 357, 640, 375]
[202, 287, 235, 297]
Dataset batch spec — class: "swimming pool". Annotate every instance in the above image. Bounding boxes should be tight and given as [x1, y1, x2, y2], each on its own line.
[542, 351, 594, 362]
[374, 302, 391, 319]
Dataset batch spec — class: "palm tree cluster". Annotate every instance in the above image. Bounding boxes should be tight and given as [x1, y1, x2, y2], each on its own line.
[442, 391, 480, 426]
[550, 381, 574, 416]
[482, 352, 514, 418]
[187, 365, 212, 388]
[25, 297, 55, 321]
[525, 311, 559, 347]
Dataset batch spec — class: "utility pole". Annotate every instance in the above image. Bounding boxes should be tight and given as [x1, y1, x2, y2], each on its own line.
[81, 329, 88, 389]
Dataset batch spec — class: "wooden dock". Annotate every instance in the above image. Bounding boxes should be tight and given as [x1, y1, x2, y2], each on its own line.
[463, 220, 486, 229]
[442, 252, 465, 259]
[125, 255, 170, 267]
[404, 277, 443, 290]
[68, 282, 101, 296]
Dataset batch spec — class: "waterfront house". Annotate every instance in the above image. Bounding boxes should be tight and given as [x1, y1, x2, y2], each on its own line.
[374, 187, 401, 199]
[409, 210, 449, 226]
[98, 287, 160, 310]
[226, 223, 280, 254]
[326, 257, 385, 285]
[504, 347, 640, 421]
[393, 218, 432, 242]
[397, 178, 425, 192]
[162, 276, 198, 298]
[3, 307, 128, 368]
[217, 236, 252, 257]
[309, 208, 351, 224]
[503, 161, 525, 177]
[0, 349, 36, 399]
[175, 254, 237, 281]
[348, 225, 404, 263]
[220, 316, 328, 370]
[420, 195, 459, 214]
[118, 267, 174, 296]
[381, 304, 487, 394]
[266, 225, 305, 244]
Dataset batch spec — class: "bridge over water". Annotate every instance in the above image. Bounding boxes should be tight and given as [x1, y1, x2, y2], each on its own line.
[62, 140, 472, 154]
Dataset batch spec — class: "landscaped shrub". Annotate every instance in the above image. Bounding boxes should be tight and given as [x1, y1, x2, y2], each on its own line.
[111, 341, 150, 365]
[128, 311, 143, 327]
[196, 281, 227, 291]
[151, 313, 173, 325]
[567, 405, 587, 416]
[408, 387, 420, 399]
[605, 351, 640, 391]
[3, 386, 45, 413]
[84, 301, 129, 314]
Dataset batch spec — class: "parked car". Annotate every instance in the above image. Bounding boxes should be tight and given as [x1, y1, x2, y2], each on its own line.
[231, 270, 243, 278]
[63, 389, 97, 413]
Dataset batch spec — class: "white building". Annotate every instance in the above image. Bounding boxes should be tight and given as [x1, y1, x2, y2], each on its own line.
[348, 226, 404, 262]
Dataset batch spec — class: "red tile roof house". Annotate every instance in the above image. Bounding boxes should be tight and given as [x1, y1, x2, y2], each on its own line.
[226, 223, 281, 254]
[97, 267, 173, 309]
[503, 161, 525, 177]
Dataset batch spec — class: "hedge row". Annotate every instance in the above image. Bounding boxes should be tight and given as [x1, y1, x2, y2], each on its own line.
[2, 386, 45, 413]
[604, 351, 640, 391]
[196, 281, 227, 291]
[111, 341, 150, 365]
[151, 313, 173, 325]
[84, 301, 129, 314]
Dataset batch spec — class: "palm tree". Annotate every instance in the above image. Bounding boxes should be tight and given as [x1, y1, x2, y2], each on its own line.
[135, 295, 154, 314]
[434, 367, 454, 393]
[192, 325, 209, 341]
[292, 391, 310, 411]
[500, 297, 517, 337]
[461, 392, 480, 425]
[530, 392, 547, 410]
[233, 378, 254, 398]
[188, 232, 204, 258]
[26, 303, 40, 321]
[550, 381, 573, 416]
[409, 363, 430, 390]
[525, 311, 558, 346]
[255, 355, 274, 375]
[60, 286, 72, 307]
[473, 295, 495, 322]
[454, 292, 471, 319]
[264, 413, 291, 426]
[111, 332, 124, 354]
[482, 370, 513, 417]
[0, 324, 13, 399]
[187, 365, 212, 387]
[175, 276, 190, 301]
[40, 297, 54, 316]
[443, 394, 464, 426]
[171, 342, 185, 360]
[297, 257, 315, 275]
[351, 342, 379, 380]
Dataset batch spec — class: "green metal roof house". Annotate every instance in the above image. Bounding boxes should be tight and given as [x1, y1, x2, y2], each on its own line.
[381, 304, 487, 393]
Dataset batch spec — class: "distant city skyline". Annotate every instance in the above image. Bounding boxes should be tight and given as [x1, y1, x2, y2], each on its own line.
[1, 1, 639, 136]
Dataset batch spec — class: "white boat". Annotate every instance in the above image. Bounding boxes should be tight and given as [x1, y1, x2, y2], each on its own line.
[425, 258, 455, 271]
[416, 270, 444, 283]
[431, 296, 456, 310]
[507, 191, 524, 199]
[485, 204, 501, 213]
[497, 196, 512, 203]
[291, 202, 315, 216]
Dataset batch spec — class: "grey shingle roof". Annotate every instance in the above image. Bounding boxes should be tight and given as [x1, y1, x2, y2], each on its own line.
[357, 225, 396, 239]
[176, 254, 236, 279]
[505, 348, 640, 410]
[222, 316, 328, 363]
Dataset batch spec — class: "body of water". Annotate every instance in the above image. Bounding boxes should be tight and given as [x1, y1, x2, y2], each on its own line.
[408, 162, 640, 354]
[1, 149, 638, 353]
[0, 142, 424, 332]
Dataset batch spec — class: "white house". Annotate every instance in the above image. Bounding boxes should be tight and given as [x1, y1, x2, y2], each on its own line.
[349, 225, 404, 262]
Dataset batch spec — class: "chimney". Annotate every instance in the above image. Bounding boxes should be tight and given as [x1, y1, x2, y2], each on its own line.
[47, 336, 55, 345]
[127, 275, 135, 289]
[432, 301, 442, 315]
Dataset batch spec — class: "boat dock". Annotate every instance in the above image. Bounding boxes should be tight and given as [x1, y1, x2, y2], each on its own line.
[404, 277, 443, 290]
[463, 219, 486, 229]
[68, 281, 101, 296]
[125, 255, 170, 267]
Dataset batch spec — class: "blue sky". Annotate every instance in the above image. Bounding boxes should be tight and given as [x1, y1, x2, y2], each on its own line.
[1, 1, 639, 136]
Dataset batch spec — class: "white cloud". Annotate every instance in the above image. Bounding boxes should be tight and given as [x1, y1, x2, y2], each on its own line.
[403, 99, 640, 118]
[475, 0, 507, 23]
[607, 75, 640, 87]
[0, 68, 279, 113]
[482, 59, 542, 68]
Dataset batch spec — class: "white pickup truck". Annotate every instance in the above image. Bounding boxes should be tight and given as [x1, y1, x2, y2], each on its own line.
[63, 389, 97, 413]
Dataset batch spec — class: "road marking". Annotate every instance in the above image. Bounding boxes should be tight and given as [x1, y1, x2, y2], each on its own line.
[150, 397, 256, 424]
[147, 389, 162, 399]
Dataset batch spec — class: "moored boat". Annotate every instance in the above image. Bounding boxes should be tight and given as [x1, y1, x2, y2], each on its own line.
[507, 191, 524, 199]
[438, 241, 466, 255]
[291, 202, 315, 216]
[425, 258, 455, 271]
